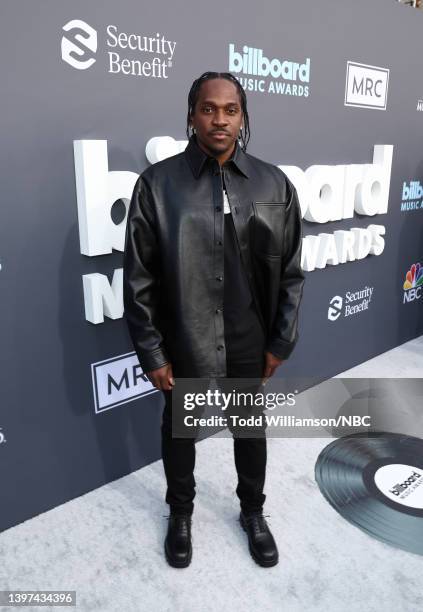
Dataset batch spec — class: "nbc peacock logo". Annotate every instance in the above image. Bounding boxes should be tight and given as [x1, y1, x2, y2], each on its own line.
[403, 262, 423, 304]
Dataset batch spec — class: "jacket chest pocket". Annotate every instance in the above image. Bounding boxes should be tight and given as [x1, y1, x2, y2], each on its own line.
[251, 201, 287, 257]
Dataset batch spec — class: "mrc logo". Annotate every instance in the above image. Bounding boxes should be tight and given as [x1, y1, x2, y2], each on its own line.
[344, 61, 389, 110]
[91, 352, 157, 413]
[403, 263, 423, 304]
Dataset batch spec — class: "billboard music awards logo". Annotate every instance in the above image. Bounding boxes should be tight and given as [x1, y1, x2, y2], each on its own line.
[389, 470, 422, 497]
[400, 181, 423, 212]
[229, 43, 310, 97]
[344, 61, 389, 110]
[328, 286, 374, 321]
[374, 464, 423, 508]
[61, 19, 176, 78]
[403, 262, 423, 304]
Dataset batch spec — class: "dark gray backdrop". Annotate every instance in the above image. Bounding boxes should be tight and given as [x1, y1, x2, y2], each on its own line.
[1, 0, 422, 532]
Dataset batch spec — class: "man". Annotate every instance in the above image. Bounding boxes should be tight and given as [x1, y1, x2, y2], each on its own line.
[123, 71, 304, 568]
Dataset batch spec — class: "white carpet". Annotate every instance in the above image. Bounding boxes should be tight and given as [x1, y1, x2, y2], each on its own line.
[1, 336, 422, 612]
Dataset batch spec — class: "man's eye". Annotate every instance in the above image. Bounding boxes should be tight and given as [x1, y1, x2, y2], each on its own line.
[227, 108, 237, 114]
[203, 107, 212, 113]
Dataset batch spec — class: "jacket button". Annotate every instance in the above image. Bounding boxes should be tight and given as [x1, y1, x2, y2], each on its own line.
[215, 308, 222, 314]
[217, 345, 224, 351]
[215, 206, 222, 212]
[216, 276, 223, 281]
[217, 240, 223, 246]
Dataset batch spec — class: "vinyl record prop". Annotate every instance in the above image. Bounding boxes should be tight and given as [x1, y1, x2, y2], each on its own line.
[315, 432, 423, 556]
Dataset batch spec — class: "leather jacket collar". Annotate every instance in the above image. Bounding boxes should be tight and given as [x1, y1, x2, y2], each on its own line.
[184, 133, 249, 179]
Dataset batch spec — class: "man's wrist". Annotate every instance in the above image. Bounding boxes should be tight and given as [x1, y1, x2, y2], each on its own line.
[265, 338, 296, 361]
[137, 346, 170, 373]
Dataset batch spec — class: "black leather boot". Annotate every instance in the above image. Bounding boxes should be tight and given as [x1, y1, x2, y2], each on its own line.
[239, 512, 279, 567]
[164, 514, 193, 568]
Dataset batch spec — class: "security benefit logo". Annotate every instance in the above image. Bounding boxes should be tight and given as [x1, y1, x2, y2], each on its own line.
[61, 20, 97, 70]
[402, 262, 423, 305]
[328, 286, 374, 322]
[229, 43, 310, 97]
[400, 181, 423, 212]
[344, 61, 389, 110]
[61, 20, 176, 78]
[91, 352, 157, 413]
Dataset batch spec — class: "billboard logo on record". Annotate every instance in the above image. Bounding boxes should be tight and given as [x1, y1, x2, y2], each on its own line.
[389, 471, 422, 497]
[374, 463, 423, 509]
[344, 61, 389, 110]
[61, 20, 98, 70]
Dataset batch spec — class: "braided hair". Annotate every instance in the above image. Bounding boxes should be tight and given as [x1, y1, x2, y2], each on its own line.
[186, 71, 250, 151]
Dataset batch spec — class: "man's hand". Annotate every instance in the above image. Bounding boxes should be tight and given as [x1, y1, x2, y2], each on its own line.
[262, 351, 284, 385]
[146, 363, 175, 391]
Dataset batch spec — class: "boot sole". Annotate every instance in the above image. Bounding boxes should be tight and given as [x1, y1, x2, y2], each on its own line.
[240, 516, 279, 568]
[164, 538, 192, 568]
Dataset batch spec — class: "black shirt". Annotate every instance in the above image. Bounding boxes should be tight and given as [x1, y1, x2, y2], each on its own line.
[222, 178, 265, 364]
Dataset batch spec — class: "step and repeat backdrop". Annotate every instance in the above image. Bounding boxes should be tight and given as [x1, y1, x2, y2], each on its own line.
[1, 0, 422, 532]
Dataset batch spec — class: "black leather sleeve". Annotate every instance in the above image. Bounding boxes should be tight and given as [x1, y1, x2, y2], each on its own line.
[123, 175, 170, 373]
[265, 178, 305, 360]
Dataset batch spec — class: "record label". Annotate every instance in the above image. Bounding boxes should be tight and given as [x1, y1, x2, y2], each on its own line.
[374, 464, 423, 509]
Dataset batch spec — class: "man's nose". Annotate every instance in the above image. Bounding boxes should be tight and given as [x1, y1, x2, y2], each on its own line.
[212, 110, 228, 125]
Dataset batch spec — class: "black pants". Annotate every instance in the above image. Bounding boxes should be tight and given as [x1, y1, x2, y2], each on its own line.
[161, 309, 267, 516]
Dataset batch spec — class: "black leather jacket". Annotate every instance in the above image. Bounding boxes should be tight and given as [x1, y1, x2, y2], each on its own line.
[123, 134, 305, 377]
